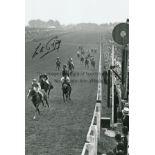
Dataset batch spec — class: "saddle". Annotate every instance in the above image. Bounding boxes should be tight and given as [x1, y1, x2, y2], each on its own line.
[62, 81, 71, 89]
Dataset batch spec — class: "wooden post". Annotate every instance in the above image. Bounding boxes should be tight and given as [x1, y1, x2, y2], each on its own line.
[107, 70, 111, 108]
[121, 45, 129, 100]
[111, 44, 114, 128]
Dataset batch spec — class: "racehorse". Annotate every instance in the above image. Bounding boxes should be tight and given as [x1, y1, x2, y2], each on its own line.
[88, 52, 91, 58]
[27, 88, 49, 119]
[85, 58, 89, 68]
[80, 55, 84, 64]
[81, 49, 85, 56]
[68, 61, 74, 74]
[91, 58, 95, 69]
[56, 60, 61, 70]
[62, 83, 71, 103]
[39, 79, 54, 98]
[91, 49, 94, 53]
[77, 51, 80, 59]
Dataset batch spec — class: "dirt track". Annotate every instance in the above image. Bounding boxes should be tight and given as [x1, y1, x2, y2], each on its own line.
[25, 31, 103, 155]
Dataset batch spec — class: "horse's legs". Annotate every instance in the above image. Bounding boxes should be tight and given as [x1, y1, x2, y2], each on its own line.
[69, 91, 71, 100]
[33, 104, 40, 119]
[37, 106, 40, 115]
[47, 88, 50, 98]
[63, 93, 65, 103]
[44, 95, 49, 108]
[69, 87, 71, 100]
[41, 100, 46, 107]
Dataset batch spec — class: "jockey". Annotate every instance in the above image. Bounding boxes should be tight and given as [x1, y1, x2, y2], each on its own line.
[31, 78, 43, 97]
[70, 58, 73, 64]
[56, 57, 60, 62]
[61, 74, 71, 89]
[62, 64, 69, 77]
[67, 58, 70, 66]
[42, 73, 50, 85]
[70, 58, 74, 65]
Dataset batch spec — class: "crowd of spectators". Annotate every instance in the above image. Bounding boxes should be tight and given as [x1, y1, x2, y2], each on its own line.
[106, 100, 129, 155]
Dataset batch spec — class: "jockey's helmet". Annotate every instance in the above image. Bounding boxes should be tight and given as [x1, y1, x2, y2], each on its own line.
[70, 58, 73, 61]
[32, 79, 37, 83]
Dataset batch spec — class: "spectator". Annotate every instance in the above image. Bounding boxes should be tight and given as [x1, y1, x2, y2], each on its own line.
[122, 126, 128, 155]
[122, 108, 129, 132]
[113, 142, 125, 154]
[122, 126, 128, 137]
[115, 133, 122, 143]
[116, 150, 125, 155]
[107, 150, 115, 155]
[117, 142, 125, 152]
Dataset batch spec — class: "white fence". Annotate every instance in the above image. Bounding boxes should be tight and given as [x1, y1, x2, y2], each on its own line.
[81, 103, 101, 155]
[81, 38, 102, 155]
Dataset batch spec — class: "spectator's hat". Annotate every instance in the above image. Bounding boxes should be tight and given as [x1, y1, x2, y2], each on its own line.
[33, 78, 37, 82]
[32, 79, 37, 83]
[122, 107, 129, 115]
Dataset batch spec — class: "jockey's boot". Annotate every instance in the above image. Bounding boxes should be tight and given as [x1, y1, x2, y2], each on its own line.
[38, 92, 42, 99]
[38, 90, 44, 99]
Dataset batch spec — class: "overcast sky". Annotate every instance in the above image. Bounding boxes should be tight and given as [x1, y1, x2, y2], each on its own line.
[25, 0, 128, 25]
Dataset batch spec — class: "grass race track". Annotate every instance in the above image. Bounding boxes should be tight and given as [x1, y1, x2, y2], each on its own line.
[25, 30, 104, 155]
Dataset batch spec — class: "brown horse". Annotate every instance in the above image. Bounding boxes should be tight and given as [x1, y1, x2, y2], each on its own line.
[85, 58, 89, 68]
[39, 79, 54, 98]
[80, 55, 84, 64]
[27, 88, 49, 119]
[62, 83, 71, 103]
[91, 58, 95, 69]
[56, 60, 61, 70]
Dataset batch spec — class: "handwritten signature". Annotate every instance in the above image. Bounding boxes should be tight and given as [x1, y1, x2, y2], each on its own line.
[32, 36, 61, 59]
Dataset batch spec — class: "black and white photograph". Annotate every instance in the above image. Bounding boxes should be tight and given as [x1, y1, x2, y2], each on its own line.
[25, 0, 129, 154]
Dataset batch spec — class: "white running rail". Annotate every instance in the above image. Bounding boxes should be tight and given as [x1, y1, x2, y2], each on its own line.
[81, 37, 102, 155]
